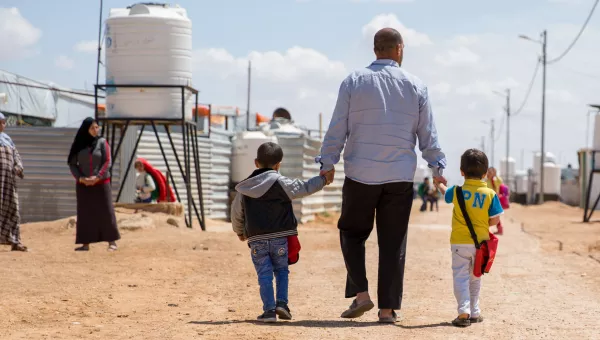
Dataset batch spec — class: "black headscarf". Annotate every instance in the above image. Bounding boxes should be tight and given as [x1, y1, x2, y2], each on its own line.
[67, 117, 99, 163]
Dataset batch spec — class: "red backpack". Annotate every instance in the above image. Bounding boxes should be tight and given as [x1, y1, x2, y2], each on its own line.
[456, 186, 499, 277]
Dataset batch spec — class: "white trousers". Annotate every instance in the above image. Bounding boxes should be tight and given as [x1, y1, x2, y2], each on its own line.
[451, 244, 482, 317]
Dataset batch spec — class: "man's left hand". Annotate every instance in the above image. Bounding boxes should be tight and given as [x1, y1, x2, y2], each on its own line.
[433, 175, 447, 186]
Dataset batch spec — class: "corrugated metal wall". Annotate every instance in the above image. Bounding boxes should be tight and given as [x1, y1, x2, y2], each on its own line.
[277, 134, 345, 223]
[9, 127, 125, 223]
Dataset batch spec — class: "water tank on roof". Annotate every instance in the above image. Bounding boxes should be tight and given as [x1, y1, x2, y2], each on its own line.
[231, 131, 278, 183]
[514, 170, 528, 194]
[543, 162, 561, 195]
[533, 152, 556, 175]
[104, 3, 193, 120]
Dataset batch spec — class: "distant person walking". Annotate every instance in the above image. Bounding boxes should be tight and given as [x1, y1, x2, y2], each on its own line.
[0, 113, 27, 252]
[316, 28, 447, 323]
[418, 177, 431, 212]
[68, 118, 120, 251]
[486, 167, 504, 235]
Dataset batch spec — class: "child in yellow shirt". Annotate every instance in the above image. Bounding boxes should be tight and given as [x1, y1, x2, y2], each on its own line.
[435, 149, 504, 327]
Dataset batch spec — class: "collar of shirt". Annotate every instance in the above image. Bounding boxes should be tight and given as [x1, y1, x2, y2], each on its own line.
[371, 59, 400, 67]
[464, 179, 487, 187]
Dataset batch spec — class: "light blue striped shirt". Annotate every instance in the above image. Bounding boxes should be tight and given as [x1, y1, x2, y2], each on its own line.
[316, 59, 446, 185]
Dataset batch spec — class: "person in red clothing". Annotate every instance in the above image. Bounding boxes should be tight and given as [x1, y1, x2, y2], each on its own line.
[134, 158, 176, 203]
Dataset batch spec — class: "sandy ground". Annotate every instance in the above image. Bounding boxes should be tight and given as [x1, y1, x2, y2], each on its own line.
[1, 203, 600, 340]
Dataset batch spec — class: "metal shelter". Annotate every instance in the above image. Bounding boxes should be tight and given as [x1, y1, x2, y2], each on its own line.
[94, 83, 207, 230]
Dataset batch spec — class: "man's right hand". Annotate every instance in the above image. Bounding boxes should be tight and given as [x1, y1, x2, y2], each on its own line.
[320, 168, 335, 185]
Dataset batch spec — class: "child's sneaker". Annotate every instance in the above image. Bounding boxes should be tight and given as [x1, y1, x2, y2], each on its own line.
[470, 315, 484, 323]
[452, 317, 471, 327]
[275, 301, 292, 320]
[257, 310, 277, 323]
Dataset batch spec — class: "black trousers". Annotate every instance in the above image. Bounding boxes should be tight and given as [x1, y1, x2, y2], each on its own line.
[338, 177, 414, 310]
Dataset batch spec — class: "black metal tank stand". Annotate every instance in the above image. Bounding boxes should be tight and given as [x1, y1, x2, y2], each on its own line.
[94, 83, 209, 230]
[583, 150, 600, 223]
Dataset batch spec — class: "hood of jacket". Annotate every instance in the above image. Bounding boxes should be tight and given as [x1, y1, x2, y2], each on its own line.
[234, 168, 281, 198]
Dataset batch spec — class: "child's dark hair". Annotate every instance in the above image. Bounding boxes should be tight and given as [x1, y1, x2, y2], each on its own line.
[460, 149, 489, 179]
[256, 142, 284, 168]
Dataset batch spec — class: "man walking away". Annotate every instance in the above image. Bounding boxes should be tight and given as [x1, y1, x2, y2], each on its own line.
[316, 28, 447, 323]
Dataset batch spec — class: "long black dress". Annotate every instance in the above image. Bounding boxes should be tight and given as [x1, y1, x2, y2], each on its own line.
[69, 137, 120, 244]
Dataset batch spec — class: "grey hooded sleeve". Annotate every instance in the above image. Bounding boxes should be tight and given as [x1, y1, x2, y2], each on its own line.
[231, 192, 245, 236]
[278, 175, 327, 200]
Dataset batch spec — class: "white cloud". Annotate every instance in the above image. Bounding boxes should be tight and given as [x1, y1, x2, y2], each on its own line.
[0, 7, 42, 61]
[74, 40, 99, 53]
[55, 55, 75, 70]
[361, 13, 432, 46]
[434, 46, 481, 66]
[192, 46, 348, 128]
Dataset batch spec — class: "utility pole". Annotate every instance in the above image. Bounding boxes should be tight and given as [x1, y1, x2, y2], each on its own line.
[481, 136, 485, 154]
[518, 30, 548, 204]
[505, 89, 511, 181]
[539, 30, 547, 204]
[490, 119, 495, 167]
[246, 60, 252, 131]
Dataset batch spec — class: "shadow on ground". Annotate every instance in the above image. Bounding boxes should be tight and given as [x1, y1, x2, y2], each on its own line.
[189, 320, 451, 329]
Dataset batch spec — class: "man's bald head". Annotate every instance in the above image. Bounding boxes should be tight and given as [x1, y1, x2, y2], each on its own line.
[373, 28, 404, 64]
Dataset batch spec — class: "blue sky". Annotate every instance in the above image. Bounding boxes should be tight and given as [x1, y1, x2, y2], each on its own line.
[2, 0, 593, 87]
[1, 0, 599, 181]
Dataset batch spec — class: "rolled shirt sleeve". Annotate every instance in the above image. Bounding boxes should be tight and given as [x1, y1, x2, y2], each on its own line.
[416, 85, 446, 177]
[315, 77, 351, 171]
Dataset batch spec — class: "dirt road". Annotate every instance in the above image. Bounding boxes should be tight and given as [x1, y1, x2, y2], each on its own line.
[1, 204, 599, 339]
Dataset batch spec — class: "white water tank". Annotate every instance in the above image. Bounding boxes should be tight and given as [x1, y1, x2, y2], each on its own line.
[543, 162, 561, 195]
[231, 131, 278, 183]
[499, 157, 516, 180]
[514, 170, 528, 194]
[533, 152, 556, 175]
[104, 3, 193, 120]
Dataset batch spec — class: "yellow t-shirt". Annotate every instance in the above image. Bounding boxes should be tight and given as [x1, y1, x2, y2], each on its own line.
[445, 179, 504, 245]
[486, 176, 503, 193]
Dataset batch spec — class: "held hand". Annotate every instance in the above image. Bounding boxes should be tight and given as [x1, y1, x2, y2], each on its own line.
[433, 175, 447, 186]
[432, 177, 447, 195]
[320, 168, 335, 185]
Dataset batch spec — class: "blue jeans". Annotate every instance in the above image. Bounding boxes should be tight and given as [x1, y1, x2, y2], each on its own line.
[249, 237, 289, 312]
